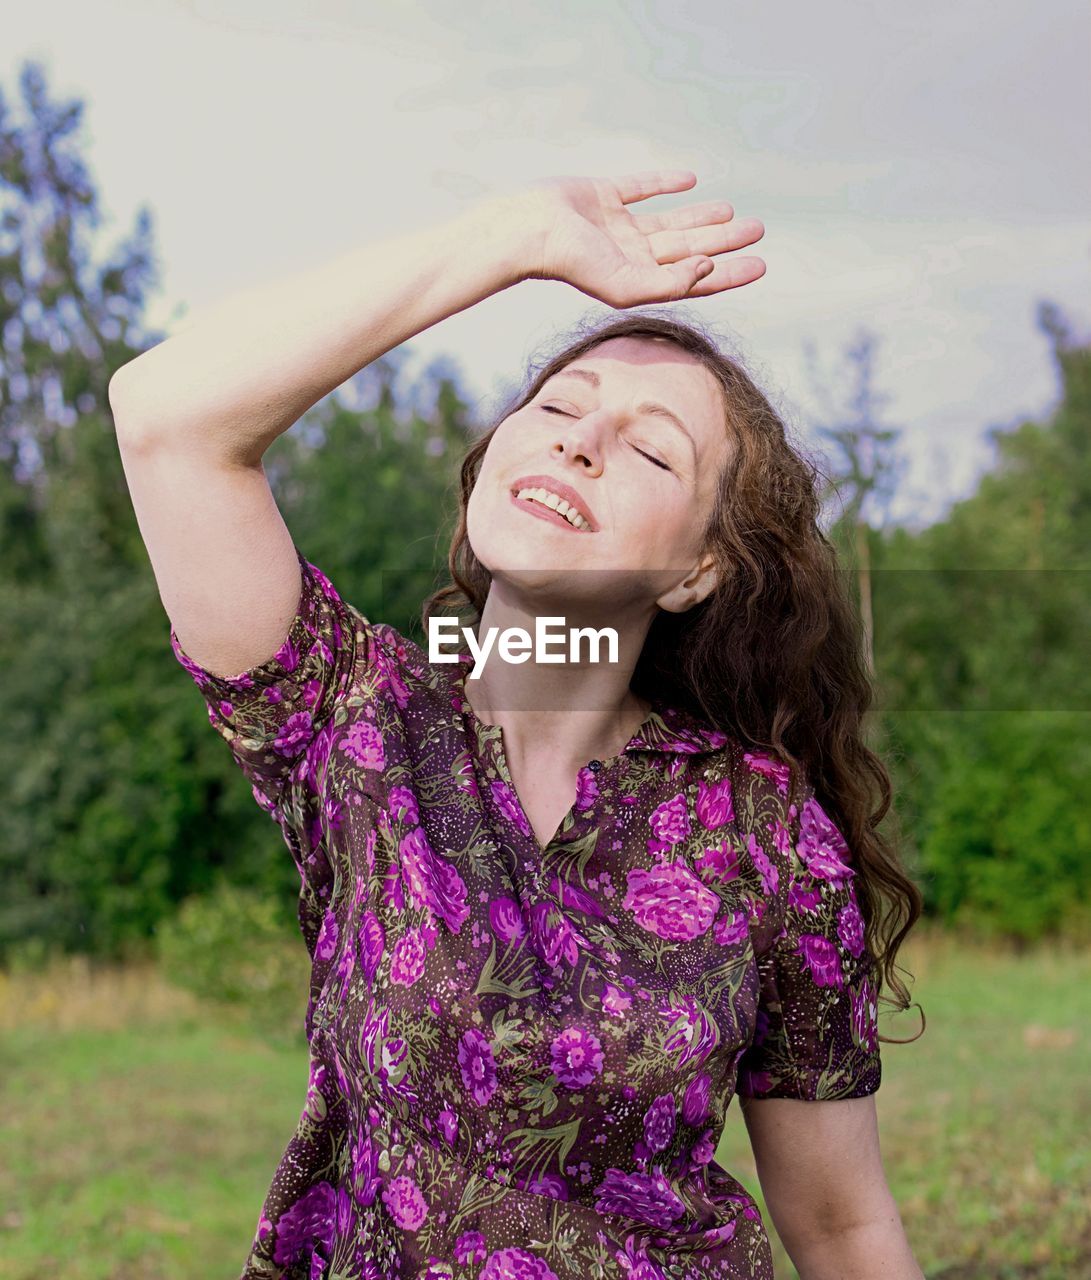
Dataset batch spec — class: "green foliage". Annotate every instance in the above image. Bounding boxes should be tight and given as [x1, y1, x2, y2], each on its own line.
[155, 881, 310, 1047]
[908, 713, 1091, 942]
[0, 60, 473, 964]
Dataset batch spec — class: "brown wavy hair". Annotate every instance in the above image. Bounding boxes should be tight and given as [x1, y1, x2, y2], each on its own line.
[422, 308, 925, 1042]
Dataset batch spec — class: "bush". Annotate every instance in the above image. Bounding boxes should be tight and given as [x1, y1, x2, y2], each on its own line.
[155, 882, 311, 1047]
[915, 712, 1091, 943]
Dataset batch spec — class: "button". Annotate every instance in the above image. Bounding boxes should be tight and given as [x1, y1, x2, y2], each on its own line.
[588, 759, 603, 773]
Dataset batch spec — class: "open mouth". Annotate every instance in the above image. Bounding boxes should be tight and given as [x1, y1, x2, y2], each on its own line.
[509, 481, 595, 532]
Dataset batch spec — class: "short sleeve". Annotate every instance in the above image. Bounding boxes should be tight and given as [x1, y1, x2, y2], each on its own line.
[169, 546, 365, 822]
[736, 766, 882, 1102]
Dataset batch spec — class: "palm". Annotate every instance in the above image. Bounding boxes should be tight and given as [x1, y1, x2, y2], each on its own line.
[526, 171, 765, 308]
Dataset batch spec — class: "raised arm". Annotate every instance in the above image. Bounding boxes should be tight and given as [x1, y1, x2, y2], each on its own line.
[107, 192, 537, 678]
[107, 170, 763, 678]
[107, 195, 534, 468]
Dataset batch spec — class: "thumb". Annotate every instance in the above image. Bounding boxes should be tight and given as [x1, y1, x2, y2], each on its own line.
[658, 255, 715, 301]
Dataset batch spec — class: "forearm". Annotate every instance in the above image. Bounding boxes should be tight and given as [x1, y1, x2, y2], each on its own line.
[785, 1215, 924, 1280]
[108, 194, 530, 466]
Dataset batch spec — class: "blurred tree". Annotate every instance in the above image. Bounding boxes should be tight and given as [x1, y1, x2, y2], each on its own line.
[802, 327, 907, 680]
[0, 59, 477, 961]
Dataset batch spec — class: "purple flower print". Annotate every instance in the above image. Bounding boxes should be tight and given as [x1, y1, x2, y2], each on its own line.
[378, 658, 411, 710]
[602, 983, 632, 1016]
[399, 826, 471, 933]
[458, 1026, 499, 1106]
[437, 1107, 458, 1145]
[747, 834, 779, 896]
[381, 1173, 428, 1231]
[695, 838, 741, 882]
[643, 1093, 676, 1152]
[647, 792, 690, 853]
[743, 750, 791, 795]
[594, 1167, 686, 1230]
[341, 720, 386, 770]
[853, 975, 880, 1053]
[787, 879, 823, 915]
[837, 896, 866, 957]
[305, 717, 339, 793]
[623, 862, 719, 943]
[615, 1231, 676, 1279]
[274, 709, 315, 758]
[304, 1061, 328, 1125]
[315, 908, 338, 963]
[661, 993, 719, 1069]
[390, 927, 427, 986]
[696, 776, 734, 831]
[529, 900, 582, 970]
[168, 551, 887, 1276]
[682, 1072, 712, 1126]
[574, 765, 600, 810]
[713, 908, 750, 946]
[798, 933, 844, 989]
[336, 943, 354, 1001]
[687, 1127, 716, 1172]
[769, 811, 793, 857]
[360, 997, 389, 1078]
[273, 1180, 336, 1267]
[357, 912, 385, 984]
[522, 1171, 569, 1200]
[550, 1026, 605, 1088]
[381, 1035, 410, 1094]
[552, 875, 606, 921]
[480, 1247, 561, 1280]
[490, 779, 532, 839]
[350, 1128, 381, 1208]
[335, 1183, 354, 1239]
[489, 896, 527, 945]
[701, 1219, 739, 1248]
[452, 749, 480, 798]
[797, 795, 855, 886]
[455, 1230, 488, 1267]
[746, 895, 769, 930]
[388, 784, 420, 827]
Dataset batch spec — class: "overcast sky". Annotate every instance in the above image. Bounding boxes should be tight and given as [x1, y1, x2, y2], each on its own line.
[5, 0, 1089, 528]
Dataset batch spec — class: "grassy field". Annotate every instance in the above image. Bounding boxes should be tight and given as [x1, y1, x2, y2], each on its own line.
[1, 927, 1087, 1279]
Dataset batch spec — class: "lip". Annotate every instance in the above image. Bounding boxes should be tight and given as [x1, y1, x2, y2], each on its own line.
[509, 474, 598, 532]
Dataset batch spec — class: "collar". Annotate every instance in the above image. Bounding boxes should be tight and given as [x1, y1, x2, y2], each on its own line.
[623, 699, 731, 756]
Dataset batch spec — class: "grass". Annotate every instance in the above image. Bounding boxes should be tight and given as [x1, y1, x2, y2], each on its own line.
[0, 928, 1088, 1279]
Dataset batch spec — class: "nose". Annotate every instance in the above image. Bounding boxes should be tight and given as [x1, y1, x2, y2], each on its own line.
[550, 413, 604, 475]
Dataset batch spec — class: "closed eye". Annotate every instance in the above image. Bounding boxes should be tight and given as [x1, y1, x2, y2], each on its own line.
[540, 405, 672, 471]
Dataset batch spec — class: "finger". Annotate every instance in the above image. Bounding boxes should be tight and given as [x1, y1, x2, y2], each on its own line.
[631, 200, 736, 236]
[611, 170, 699, 206]
[647, 216, 765, 266]
[612, 255, 724, 306]
[683, 255, 767, 298]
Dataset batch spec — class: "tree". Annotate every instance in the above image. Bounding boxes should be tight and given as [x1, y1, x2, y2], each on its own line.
[802, 327, 907, 678]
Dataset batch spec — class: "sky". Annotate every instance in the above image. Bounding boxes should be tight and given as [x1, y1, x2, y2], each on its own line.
[5, 0, 1089, 528]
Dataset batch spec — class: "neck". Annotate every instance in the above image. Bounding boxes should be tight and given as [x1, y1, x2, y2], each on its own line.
[458, 583, 657, 768]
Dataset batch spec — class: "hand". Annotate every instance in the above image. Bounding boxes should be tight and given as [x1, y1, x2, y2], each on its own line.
[500, 170, 765, 307]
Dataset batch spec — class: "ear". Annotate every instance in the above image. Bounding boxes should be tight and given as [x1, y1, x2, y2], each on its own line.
[655, 555, 721, 614]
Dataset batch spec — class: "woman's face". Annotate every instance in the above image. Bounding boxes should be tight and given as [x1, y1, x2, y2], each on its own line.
[466, 336, 731, 613]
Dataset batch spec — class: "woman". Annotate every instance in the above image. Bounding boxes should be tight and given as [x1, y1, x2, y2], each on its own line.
[111, 171, 925, 1279]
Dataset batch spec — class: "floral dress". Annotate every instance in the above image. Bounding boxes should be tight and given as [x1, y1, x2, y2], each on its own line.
[169, 547, 882, 1280]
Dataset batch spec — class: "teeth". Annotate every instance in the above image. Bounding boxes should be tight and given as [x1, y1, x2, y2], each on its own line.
[516, 486, 591, 531]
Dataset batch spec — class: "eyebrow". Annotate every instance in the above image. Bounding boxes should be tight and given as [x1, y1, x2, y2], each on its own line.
[546, 367, 695, 458]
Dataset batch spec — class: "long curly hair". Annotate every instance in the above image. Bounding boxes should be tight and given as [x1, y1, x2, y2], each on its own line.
[422, 308, 925, 1041]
